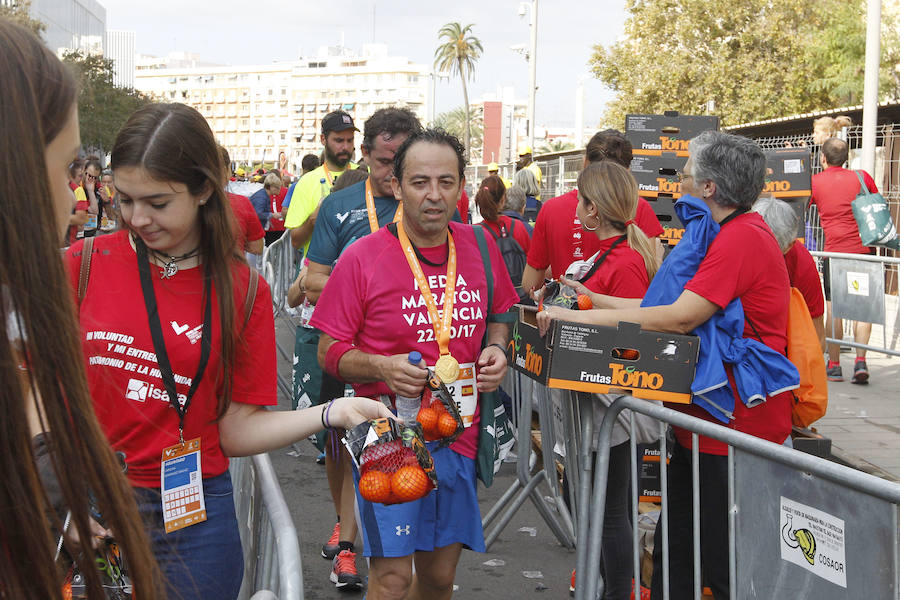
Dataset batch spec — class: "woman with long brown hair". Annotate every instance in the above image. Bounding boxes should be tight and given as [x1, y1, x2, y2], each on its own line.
[475, 174, 531, 299]
[0, 19, 161, 599]
[66, 102, 392, 599]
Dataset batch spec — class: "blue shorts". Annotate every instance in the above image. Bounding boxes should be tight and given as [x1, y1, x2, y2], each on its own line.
[354, 443, 485, 558]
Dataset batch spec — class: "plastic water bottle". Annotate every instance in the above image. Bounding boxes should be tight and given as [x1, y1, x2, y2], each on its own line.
[395, 351, 424, 422]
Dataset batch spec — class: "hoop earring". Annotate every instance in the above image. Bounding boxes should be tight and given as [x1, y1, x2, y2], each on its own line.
[582, 213, 599, 231]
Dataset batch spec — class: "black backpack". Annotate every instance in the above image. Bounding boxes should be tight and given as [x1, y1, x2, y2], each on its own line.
[481, 218, 528, 300]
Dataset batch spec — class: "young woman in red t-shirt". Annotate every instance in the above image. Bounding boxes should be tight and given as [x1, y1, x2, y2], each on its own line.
[544, 161, 658, 599]
[67, 103, 391, 600]
[475, 175, 531, 299]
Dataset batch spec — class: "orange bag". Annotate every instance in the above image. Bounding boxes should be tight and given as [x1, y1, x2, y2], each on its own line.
[786, 288, 828, 427]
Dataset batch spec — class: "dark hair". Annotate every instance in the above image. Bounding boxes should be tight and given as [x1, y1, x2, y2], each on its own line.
[688, 130, 766, 209]
[362, 107, 423, 152]
[218, 144, 232, 181]
[393, 128, 467, 181]
[83, 155, 102, 174]
[332, 168, 369, 192]
[301, 153, 320, 173]
[475, 175, 506, 222]
[111, 103, 241, 418]
[68, 157, 85, 179]
[585, 129, 633, 168]
[0, 20, 160, 599]
[821, 137, 849, 167]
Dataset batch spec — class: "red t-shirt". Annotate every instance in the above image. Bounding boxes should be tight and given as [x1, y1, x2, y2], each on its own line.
[810, 166, 878, 253]
[679, 212, 792, 454]
[269, 187, 287, 232]
[576, 236, 649, 299]
[479, 215, 532, 255]
[228, 192, 265, 250]
[784, 242, 824, 318]
[66, 198, 90, 246]
[457, 190, 470, 224]
[65, 231, 277, 486]
[527, 189, 663, 278]
[310, 223, 519, 459]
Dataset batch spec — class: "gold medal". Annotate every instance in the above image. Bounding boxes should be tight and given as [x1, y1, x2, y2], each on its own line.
[434, 354, 460, 384]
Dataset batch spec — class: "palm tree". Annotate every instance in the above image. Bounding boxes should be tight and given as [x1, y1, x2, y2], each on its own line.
[434, 22, 483, 160]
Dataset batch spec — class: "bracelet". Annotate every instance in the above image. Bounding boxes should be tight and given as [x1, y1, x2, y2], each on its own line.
[324, 399, 335, 429]
[488, 342, 506, 353]
[298, 274, 307, 294]
[320, 400, 331, 429]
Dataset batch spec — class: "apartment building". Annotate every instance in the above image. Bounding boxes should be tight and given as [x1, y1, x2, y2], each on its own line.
[134, 44, 428, 171]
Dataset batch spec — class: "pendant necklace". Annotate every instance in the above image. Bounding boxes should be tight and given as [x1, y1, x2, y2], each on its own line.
[150, 247, 201, 279]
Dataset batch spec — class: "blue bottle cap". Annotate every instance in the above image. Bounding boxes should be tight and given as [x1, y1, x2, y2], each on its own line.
[407, 351, 422, 365]
[320, 178, 326, 184]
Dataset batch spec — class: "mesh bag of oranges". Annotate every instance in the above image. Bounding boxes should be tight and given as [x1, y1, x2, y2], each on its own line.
[415, 372, 465, 443]
[537, 279, 593, 311]
[345, 417, 438, 505]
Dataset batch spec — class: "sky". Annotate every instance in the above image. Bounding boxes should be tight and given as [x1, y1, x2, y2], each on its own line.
[101, 0, 628, 129]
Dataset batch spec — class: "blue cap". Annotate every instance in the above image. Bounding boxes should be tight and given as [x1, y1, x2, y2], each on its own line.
[320, 177, 326, 184]
[407, 351, 422, 365]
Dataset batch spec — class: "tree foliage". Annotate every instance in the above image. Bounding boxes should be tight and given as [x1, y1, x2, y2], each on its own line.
[590, 0, 900, 127]
[435, 106, 483, 153]
[538, 140, 575, 154]
[434, 22, 483, 159]
[62, 51, 153, 154]
[0, 0, 45, 36]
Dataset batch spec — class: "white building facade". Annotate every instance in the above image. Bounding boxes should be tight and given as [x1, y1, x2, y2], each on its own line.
[24, 0, 106, 54]
[134, 44, 428, 171]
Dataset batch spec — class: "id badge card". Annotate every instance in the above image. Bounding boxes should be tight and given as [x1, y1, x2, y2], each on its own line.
[161, 437, 207, 533]
[84, 213, 98, 229]
[432, 362, 478, 428]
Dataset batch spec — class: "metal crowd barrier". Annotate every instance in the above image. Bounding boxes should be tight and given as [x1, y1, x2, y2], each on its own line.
[261, 230, 298, 401]
[231, 454, 304, 600]
[576, 395, 900, 600]
[812, 250, 900, 357]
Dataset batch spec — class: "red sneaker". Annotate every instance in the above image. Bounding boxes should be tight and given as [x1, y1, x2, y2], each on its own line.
[569, 569, 576, 596]
[330, 549, 362, 589]
[321, 522, 340, 559]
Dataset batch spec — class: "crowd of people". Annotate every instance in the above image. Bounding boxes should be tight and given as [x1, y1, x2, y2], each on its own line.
[2, 14, 885, 600]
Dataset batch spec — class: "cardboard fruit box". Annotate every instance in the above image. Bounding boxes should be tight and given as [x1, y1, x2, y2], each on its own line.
[762, 147, 812, 199]
[630, 153, 688, 199]
[626, 112, 720, 158]
[507, 307, 700, 403]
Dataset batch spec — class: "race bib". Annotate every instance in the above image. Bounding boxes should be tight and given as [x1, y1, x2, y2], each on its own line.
[298, 298, 315, 328]
[432, 362, 478, 427]
[160, 438, 207, 533]
[84, 213, 98, 230]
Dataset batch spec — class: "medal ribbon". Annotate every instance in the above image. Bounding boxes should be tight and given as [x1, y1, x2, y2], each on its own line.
[396, 221, 456, 358]
[366, 179, 403, 234]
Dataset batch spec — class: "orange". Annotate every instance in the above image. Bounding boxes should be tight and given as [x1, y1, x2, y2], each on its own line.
[359, 470, 393, 504]
[577, 294, 593, 310]
[416, 407, 438, 435]
[436, 412, 458, 438]
[391, 465, 431, 502]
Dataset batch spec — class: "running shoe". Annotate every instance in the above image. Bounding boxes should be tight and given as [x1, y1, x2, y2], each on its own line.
[851, 360, 869, 384]
[321, 522, 340, 559]
[826, 364, 843, 382]
[569, 569, 575, 596]
[330, 549, 362, 589]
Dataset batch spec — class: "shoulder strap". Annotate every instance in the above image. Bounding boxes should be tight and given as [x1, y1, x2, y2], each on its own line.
[578, 235, 626, 284]
[854, 170, 867, 194]
[480, 221, 501, 241]
[243, 267, 259, 329]
[77, 236, 95, 306]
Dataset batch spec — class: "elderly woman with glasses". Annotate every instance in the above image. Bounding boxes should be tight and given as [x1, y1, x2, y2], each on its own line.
[539, 130, 798, 600]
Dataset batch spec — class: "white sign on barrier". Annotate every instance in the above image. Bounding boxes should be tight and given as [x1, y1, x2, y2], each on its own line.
[779, 496, 847, 588]
[846, 272, 869, 297]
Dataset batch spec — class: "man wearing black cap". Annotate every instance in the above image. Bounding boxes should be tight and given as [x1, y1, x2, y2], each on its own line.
[284, 110, 359, 253]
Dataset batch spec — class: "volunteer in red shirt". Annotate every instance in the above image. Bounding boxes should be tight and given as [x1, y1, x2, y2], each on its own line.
[313, 129, 518, 600]
[522, 129, 664, 293]
[265, 172, 290, 245]
[219, 146, 264, 257]
[538, 131, 791, 600]
[754, 196, 826, 350]
[66, 103, 390, 600]
[535, 161, 658, 598]
[810, 137, 877, 383]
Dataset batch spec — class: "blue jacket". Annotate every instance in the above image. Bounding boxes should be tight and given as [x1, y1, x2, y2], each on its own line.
[249, 187, 272, 230]
[640, 195, 798, 422]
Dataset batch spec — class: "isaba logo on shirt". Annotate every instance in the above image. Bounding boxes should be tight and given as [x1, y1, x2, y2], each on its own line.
[171, 320, 202, 345]
[125, 377, 187, 406]
[336, 211, 350, 224]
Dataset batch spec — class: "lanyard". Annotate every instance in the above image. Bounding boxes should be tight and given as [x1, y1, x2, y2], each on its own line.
[395, 221, 456, 358]
[578, 235, 627, 284]
[322, 164, 335, 186]
[366, 179, 403, 233]
[136, 239, 213, 442]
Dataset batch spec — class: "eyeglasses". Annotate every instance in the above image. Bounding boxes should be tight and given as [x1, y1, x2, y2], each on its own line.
[676, 171, 693, 183]
[85, 174, 98, 181]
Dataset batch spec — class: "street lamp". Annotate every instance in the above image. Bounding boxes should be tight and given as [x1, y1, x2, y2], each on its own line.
[517, 0, 538, 152]
[428, 70, 450, 127]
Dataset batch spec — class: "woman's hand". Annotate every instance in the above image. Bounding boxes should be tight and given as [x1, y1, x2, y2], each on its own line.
[559, 277, 601, 308]
[326, 396, 395, 430]
[535, 305, 577, 336]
